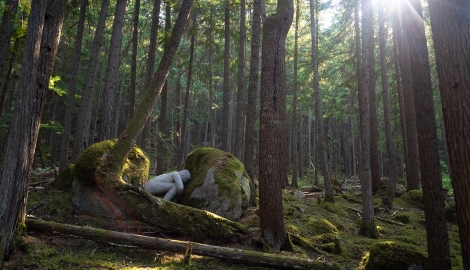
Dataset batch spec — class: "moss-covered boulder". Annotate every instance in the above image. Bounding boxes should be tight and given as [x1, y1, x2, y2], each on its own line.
[392, 213, 412, 224]
[179, 147, 251, 221]
[307, 218, 339, 236]
[395, 190, 424, 209]
[362, 241, 428, 270]
[71, 140, 150, 219]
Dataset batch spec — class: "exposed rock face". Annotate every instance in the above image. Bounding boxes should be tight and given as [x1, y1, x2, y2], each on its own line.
[71, 140, 149, 219]
[179, 148, 252, 221]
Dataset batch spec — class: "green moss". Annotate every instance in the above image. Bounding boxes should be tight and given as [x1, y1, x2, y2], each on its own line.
[121, 146, 149, 186]
[312, 233, 337, 244]
[27, 188, 75, 221]
[363, 241, 428, 270]
[445, 202, 457, 223]
[319, 202, 348, 217]
[393, 213, 412, 224]
[374, 185, 388, 198]
[286, 224, 302, 235]
[307, 218, 338, 235]
[395, 190, 424, 209]
[15, 218, 27, 237]
[376, 225, 387, 235]
[74, 140, 115, 186]
[341, 193, 362, 204]
[49, 164, 74, 191]
[73, 140, 149, 187]
[180, 147, 251, 215]
[393, 236, 419, 245]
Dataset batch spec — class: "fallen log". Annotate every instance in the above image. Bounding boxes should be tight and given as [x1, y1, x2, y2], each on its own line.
[345, 207, 406, 226]
[26, 218, 339, 269]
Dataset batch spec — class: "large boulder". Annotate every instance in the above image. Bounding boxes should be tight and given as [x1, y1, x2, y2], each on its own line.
[71, 140, 150, 219]
[360, 241, 428, 270]
[179, 147, 251, 221]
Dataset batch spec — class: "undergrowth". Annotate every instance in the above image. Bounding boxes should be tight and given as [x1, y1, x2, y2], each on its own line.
[4, 175, 463, 270]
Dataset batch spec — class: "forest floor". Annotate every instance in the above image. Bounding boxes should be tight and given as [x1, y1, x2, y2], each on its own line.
[3, 171, 463, 270]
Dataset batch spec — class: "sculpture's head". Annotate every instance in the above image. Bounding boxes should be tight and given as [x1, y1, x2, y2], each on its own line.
[178, 169, 191, 182]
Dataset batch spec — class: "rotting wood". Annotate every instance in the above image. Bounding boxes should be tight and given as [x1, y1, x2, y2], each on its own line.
[345, 207, 406, 226]
[26, 218, 340, 269]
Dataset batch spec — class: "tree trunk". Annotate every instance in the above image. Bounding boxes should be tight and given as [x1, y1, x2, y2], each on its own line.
[128, 0, 140, 120]
[357, 0, 378, 238]
[299, 112, 304, 181]
[59, 0, 88, 169]
[378, 0, 396, 210]
[0, 0, 19, 92]
[427, 0, 470, 267]
[179, 13, 196, 165]
[391, 9, 407, 183]
[440, 122, 451, 180]
[0, 0, 66, 265]
[244, 0, 262, 207]
[310, 0, 334, 203]
[173, 78, 182, 167]
[234, 0, 246, 161]
[156, 1, 171, 175]
[397, 4, 420, 191]
[367, 1, 381, 194]
[99, 0, 128, 141]
[208, 8, 215, 148]
[139, 0, 161, 150]
[221, 0, 231, 152]
[89, 62, 104, 146]
[26, 219, 338, 270]
[71, 0, 110, 162]
[0, 38, 20, 124]
[113, 76, 125, 138]
[402, 1, 452, 268]
[259, 0, 293, 250]
[291, 1, 300, 188]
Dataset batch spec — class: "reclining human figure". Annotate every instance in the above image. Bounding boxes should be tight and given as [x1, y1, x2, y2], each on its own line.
[142, 170, 191, 201]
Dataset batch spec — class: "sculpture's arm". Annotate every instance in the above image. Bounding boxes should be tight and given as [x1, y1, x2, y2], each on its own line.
[171, 172, 184, 198]
[143, 178, 174, 195]
[163, 185, 177, 200]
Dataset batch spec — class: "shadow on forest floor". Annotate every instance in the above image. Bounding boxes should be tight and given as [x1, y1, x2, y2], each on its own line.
[3, 173, 463, 270]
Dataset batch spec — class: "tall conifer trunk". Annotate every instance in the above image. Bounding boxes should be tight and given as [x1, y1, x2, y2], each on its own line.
[59, 0, 88, 169]
[71, 0, 111, 162]
[259, 0, 293, 250]
[358, 0, 378, 238]
[234, 0, 247, 160]
[0, 0, 66, 264]
[99, 0, 128, 141]
[427, 0, 470, 267]
[310, 0, 334, 202]
[378, 0, 396, 210]
[402, 0, 451, 267]
[244, 0, 262, 206]
[398, 2, 420, 191]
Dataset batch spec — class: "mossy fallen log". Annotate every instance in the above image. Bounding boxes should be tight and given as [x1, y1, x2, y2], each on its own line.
[345, 207, 406, 226]
[25, 219, 340, 270]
